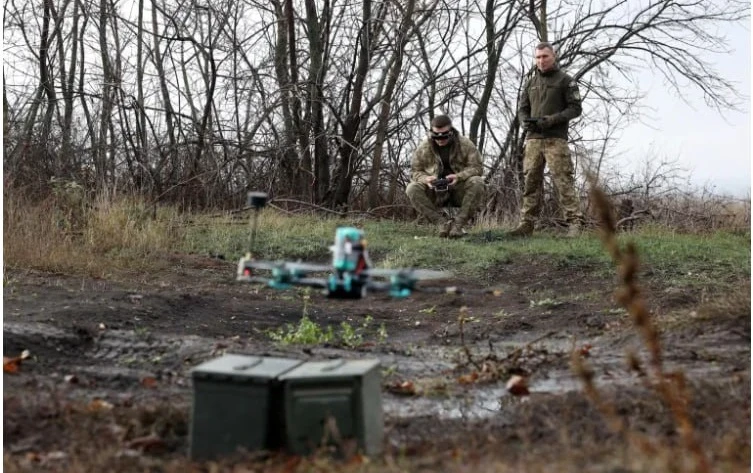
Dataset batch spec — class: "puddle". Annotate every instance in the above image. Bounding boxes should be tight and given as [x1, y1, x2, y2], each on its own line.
[4, 321, 737, 422]
[384, 372, 591, 421]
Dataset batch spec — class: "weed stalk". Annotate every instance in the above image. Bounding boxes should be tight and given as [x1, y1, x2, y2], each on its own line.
[576, 180, 711, 473]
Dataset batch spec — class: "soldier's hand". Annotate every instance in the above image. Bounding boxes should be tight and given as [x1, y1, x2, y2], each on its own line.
[523, 118, 541, 132]
[424, 176, 437, 187]
[446, 174, 458, 186]
[538, 115, 556, 129]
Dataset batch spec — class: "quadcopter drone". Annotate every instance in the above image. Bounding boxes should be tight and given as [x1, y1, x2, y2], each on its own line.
[235, 192, 459, 299]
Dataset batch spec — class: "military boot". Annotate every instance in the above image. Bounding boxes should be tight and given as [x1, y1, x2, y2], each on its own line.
[565, 222, 582, 238]
[448, 217, 469, 238]
[438, 219, 454, 238]
[508, 221, 534, 237]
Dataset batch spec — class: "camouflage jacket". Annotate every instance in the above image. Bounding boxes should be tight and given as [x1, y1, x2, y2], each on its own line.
[518, 66, 582, 140]
[410, 130, 484, 183]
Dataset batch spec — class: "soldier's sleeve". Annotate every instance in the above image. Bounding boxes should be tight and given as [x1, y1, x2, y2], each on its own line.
[455, 140, 483, 181]
[518, 78, 532, 122]
[410, 143, 432, 183]
[552, 76, 582, 124]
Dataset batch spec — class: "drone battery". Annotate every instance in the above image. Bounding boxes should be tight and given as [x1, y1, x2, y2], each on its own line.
[247, 191, 268, 209]
[189, 354, 302, 460]
[279, 359, 383, 456]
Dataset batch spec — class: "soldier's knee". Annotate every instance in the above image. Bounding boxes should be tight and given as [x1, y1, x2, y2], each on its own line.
[406, 181, 427, 199]
[465, 176, 485, 191]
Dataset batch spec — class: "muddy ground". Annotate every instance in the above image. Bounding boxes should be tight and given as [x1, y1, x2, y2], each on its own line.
[3, 252, 750, 472]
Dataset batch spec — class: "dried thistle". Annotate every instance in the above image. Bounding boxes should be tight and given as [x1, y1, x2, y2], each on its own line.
[585, 175, 711, 473]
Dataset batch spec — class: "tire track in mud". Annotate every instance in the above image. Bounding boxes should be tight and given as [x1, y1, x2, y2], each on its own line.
[2, 320, 629, 422]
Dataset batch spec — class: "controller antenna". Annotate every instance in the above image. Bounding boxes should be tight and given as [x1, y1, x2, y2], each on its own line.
[246, 191, 268, 258]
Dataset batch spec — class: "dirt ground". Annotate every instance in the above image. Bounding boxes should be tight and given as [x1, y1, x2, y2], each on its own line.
[3, 252, 750, 472]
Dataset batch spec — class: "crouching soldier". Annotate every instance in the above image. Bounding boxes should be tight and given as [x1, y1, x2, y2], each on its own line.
[406, 114, 486, 238]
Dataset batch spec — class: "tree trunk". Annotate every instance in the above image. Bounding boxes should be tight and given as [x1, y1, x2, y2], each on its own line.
[304, 0, 330, 202]
[329, 0, 373, 208]
[368, 0, 417, 208]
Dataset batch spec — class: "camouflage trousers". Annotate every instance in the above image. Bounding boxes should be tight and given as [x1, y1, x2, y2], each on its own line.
[519, 138, 583, 224]
[406, 176, 486, 224]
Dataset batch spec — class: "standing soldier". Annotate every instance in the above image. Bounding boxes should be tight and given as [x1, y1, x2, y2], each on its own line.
[510, 42, 585, 237]
[406, 114, 486, 238]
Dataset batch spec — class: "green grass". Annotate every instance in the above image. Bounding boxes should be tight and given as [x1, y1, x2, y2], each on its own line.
[5, 193, 749, 290]
[182, 212, 750, 289]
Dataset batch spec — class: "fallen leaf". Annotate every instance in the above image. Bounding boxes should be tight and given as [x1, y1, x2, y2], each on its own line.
[4, 357, 20, 373]
[140, 376, 158, 388]
[458, 371, 479, 385]
[126, 434, 166, 453]
[579, 344, 593, 358]
[88, 398, 114, 412]
[506, 375, 530, 396]
[386, 380, 418, 396]
[20, 349, 31, 360]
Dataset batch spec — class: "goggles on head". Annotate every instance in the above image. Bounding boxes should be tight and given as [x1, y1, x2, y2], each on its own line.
[431, 130, 452, 140]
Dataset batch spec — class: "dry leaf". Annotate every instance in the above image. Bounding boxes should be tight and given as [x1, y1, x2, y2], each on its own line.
[458, 371, 479, 385]
[506, 375, 530, 396]
[88, 399, 114, 412]
[386, 380, 417, 396]
[3, 356, 21, 373]
[126, 434, 166, 453]
[140, 376, 158, 388]
[579, 343, 593, 357]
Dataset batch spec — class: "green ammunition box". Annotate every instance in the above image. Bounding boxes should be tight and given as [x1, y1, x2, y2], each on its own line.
[279, 358, 383, 456]
[189, 354, 302, 460]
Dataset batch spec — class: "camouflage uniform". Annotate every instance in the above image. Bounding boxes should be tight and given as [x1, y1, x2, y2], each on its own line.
[406, 130, 485, 232]
[516, 65, 584, 232]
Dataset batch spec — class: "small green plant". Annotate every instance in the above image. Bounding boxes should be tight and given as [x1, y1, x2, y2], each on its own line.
[339, 315, 384, 347]
[268, 300, 387, 346]
[134, 326, 151, 338]
[494, 309, 511, 318]
[607, 307, 628, 315]
[339, 321, 360, 347]
[530, 297, 562, 308]
[419, 305, 437, 315]
[267, 314, 335, 345]
[377, 322, 388, 342]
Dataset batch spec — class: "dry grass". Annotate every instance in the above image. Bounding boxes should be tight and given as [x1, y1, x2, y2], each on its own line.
[4, 378, 748, 473]
[3, 188, 184, 276]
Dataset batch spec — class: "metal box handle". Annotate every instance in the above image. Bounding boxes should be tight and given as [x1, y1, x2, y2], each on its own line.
[321, 359, 347, 372]
[232, 358, 264, 371]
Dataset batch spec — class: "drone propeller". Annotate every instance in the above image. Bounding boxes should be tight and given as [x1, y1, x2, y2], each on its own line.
[365, 268, 453, 280]
[282, 261, 332, 273]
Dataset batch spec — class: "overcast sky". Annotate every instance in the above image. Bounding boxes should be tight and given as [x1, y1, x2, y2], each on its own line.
[613, 21, 750, 197]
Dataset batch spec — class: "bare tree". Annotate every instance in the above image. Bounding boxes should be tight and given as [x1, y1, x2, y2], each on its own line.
[1, 0, 746, 213]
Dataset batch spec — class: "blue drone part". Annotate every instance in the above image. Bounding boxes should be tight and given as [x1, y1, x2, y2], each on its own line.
[268, 266, 306, 289]
[331, 227, 368, 272]
[389, 287, 412, 298]
[388, 273, 416, 298]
